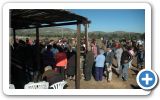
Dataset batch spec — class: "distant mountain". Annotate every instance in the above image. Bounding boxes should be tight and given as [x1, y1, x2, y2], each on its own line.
[88, 31, 107, 34]
[11, 26, 143, 37]
[13, 27, 76, 36]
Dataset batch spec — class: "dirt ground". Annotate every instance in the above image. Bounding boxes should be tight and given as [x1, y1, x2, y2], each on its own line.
[66, 56, 142, 89]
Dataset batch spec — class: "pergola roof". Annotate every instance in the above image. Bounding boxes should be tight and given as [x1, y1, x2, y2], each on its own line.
[10, 9, 90, 29]
[10, 9, 89, 89]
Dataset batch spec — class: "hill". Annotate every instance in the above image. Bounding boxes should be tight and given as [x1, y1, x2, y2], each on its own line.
[11, 27, 76, 36]
[10, 27, 144, 40]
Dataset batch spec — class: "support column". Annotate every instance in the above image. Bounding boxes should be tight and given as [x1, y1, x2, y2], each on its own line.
[35, 27, 40, 81]
[76, 23, 81, 89]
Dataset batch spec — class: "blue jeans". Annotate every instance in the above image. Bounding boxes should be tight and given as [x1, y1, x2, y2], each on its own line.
[119, 63, 129, 81]
[95, 67, 104, 81]
[117, 57, 121, 70]
[137, 52, 144, 68]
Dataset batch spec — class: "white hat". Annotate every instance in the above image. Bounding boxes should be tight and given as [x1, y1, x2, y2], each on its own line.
[44, 66, 52, 71]
[99, 49, 104, 54]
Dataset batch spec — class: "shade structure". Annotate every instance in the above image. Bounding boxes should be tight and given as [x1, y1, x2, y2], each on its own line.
[10, 9, 90, 89]
[10, 9, 90, 29]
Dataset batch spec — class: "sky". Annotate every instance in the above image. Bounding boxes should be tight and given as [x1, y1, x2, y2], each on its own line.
[63, 9, 145, 33]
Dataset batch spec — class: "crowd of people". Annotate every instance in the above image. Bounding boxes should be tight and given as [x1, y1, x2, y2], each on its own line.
[85, 38, 145, 82]
[10, 37, 145, 88]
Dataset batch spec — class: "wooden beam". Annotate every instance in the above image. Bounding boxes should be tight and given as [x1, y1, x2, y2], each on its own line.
[76, 23, 81, 89]
[12, 21, 82, 29]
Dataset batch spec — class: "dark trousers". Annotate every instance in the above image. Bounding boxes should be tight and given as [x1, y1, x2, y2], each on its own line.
[95, 67, 104, 81]
[84, 67, 92, 81]
[56, 67, 65, 80]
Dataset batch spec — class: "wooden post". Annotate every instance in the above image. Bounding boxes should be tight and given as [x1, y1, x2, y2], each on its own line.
[10, 28, 16, 83]
[13, 28, 16, 44]
[85, 24, 88, 51]
[76, 23, 81, 89]
[35, 27, 40, 81]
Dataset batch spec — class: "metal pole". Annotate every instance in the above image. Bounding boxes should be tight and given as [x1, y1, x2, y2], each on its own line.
[76, 23, 81, 89]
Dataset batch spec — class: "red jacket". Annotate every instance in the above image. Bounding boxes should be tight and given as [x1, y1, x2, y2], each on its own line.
[55, 52, 67, 68]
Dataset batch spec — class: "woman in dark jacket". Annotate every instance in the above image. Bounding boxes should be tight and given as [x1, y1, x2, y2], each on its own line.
[84, 46, 94, 81]
[66, 45, 76, 80]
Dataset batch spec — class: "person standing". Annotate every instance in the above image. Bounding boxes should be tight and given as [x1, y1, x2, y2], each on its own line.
[91, 39, 98, 58]
[119, 46, 133, 81]
[115, 43, 123, 72]
[55, 47, 67, 80]
[137, 45, 145, 69]
[95, 49, 105, 81]
[128, 46, 134, 68]
[104, 48, 114, 82]
[84, 46, 94, 81]
[42, 45, 54, 69]
[66, 45, 76, 80]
